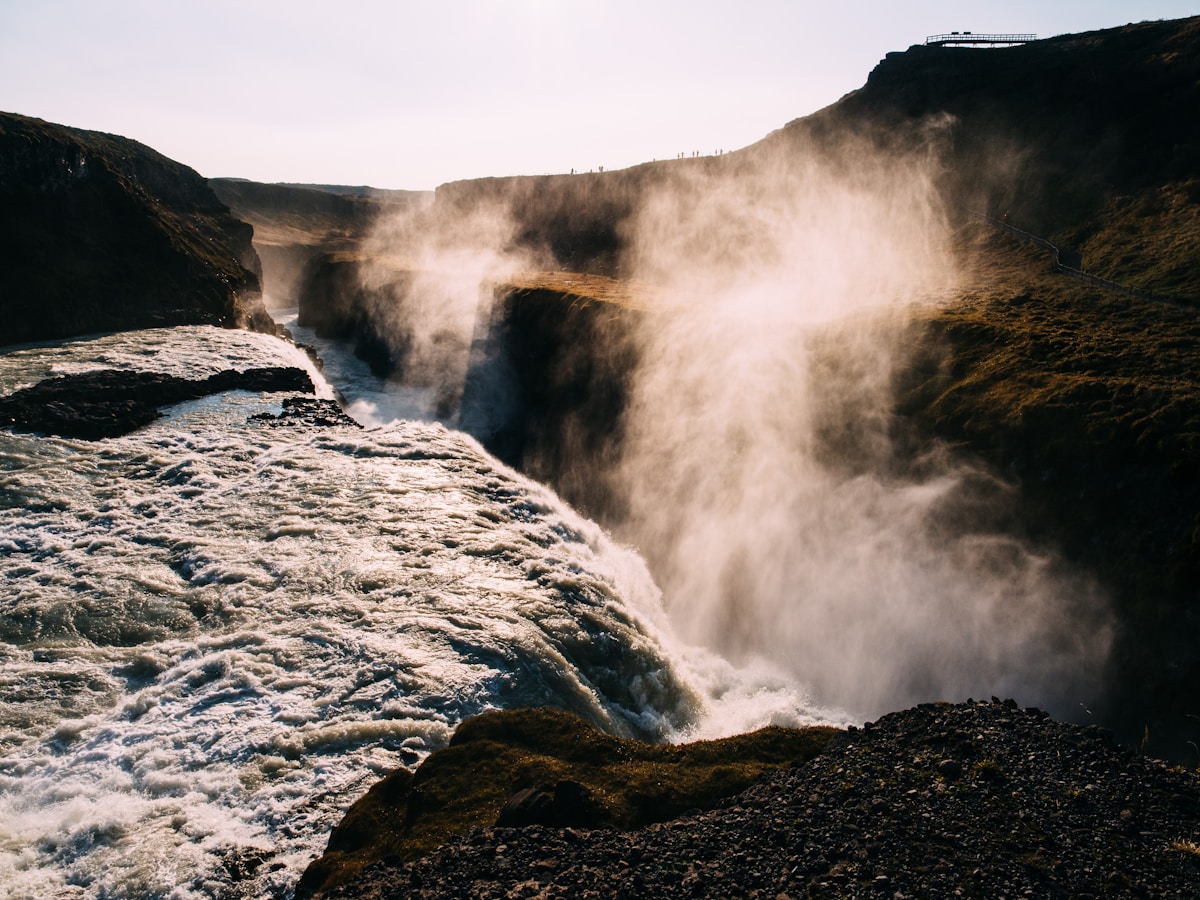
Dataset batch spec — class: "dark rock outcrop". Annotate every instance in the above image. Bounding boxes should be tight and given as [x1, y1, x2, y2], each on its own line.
[249, 396, 361, 429]
[295, 707, 836, 897]
[295, 257, 445, 396]
[458, 284, 641, 522]
[0, 112, 271, 345]
[307, 701, 1200, 899]
[494, 781, 600, 829]
[0, 366, 314, 439]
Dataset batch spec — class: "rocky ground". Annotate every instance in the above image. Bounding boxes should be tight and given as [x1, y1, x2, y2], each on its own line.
[314, 700, 1200, 898]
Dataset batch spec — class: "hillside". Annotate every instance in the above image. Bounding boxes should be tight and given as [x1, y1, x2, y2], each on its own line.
[901, 223, 1200, 758]
[209, 178, 430, 308]
[0, 112, 271, 344]
[798, 15, 1200, 299]
[426, 16, 1200, 300]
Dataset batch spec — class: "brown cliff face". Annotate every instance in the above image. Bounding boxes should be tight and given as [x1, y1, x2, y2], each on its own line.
[431, 16, 1200, 299]
[0, 112, 270, 346]
[762, 16, 1200, 298]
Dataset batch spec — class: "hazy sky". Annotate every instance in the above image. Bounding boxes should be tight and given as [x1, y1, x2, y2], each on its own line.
[1, 1, 1195, 189]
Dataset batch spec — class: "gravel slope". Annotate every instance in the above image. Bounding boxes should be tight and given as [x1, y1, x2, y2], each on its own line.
[316, 700, 1200, 898]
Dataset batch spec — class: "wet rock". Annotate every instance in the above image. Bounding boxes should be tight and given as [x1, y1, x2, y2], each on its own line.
[0, 366, 314, 439]
[937, 759, 964, 780]
[250, 397, 360, 429]
[496, 789, 556, 828]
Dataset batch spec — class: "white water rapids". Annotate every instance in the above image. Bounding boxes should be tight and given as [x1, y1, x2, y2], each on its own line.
[0, 325, 822, 899]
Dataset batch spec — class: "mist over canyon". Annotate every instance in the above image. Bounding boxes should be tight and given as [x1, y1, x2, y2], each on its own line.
[309, 131, 1115, 727]
[2, 12, 1200, 900]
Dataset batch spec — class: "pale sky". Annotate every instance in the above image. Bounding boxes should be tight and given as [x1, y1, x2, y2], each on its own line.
[1, 1, 1196, 190]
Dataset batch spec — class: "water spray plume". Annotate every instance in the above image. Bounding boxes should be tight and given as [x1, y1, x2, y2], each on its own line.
[360, 128, 1113, 729]
[354, 195, 546, 421]
[611, 134, 1112, 723]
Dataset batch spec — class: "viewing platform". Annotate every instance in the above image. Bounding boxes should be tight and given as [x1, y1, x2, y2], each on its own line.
[925, 32, 1037, 47]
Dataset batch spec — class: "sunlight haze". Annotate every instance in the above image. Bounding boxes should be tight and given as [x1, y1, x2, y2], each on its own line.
[1, 1, 1195, 188]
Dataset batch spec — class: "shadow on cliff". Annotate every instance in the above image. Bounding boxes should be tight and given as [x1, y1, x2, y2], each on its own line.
[0, 112, 272, 344]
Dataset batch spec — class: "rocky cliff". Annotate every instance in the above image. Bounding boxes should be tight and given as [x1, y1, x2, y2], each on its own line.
[458, 275, 642, 523]
[0, 112, 271, 345]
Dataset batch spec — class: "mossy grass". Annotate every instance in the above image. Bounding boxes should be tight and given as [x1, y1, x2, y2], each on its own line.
[297, 707, 838, 896]
[898, 225, 1200, 757]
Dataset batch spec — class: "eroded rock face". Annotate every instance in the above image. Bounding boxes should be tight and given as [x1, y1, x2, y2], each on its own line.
[0, 112, 271, 346]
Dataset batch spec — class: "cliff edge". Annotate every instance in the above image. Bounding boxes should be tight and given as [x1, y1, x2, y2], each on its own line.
[0, 112, 271, 346]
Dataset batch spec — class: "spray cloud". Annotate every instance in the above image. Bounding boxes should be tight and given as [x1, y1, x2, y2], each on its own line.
[359, 130, 1113, 728]
[351, 190, 546, 422]
[611, 135, 1112, 723]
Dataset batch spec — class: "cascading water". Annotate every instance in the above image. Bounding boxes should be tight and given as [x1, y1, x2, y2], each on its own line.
[0, 325, 821, 899]
[1, 139, 1116, 900]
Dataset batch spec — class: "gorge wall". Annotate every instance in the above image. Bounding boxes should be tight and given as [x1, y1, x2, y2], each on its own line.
[296, 258, 639, 522]
[0, 112, 271, 346]
[458, 280, 641, 524]
[209, 178, 431, 309]
[244, 15, 1200, 759]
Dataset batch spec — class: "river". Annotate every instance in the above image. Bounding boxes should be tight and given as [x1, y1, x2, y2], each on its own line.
[0, 323, 820, 899]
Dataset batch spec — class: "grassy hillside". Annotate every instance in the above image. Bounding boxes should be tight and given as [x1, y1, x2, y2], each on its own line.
[896, 222, 1200, 758]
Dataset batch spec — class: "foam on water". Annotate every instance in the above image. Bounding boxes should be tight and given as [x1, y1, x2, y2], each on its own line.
[0, 326, 825, 898]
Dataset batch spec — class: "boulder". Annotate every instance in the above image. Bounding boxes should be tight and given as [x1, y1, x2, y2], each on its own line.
[0, 366, 314, 439]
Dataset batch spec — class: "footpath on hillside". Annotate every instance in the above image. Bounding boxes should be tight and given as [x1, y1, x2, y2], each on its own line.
[968, 210, 1198, 309]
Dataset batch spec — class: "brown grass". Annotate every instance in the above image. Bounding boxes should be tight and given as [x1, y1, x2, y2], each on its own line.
[297, 707, 838, 896]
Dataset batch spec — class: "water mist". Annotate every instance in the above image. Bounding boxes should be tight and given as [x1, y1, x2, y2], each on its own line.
[352, 137, 1113, 732]
[610, 143, 1113, 724]
[347, 195, 545, 424]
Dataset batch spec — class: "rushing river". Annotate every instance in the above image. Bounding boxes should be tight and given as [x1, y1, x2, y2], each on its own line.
[0, 324, 820, 899]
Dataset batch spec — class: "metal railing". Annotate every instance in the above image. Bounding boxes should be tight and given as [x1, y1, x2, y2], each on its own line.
[925, 32, 1037, 47]
[966, 209, 1198, 309]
